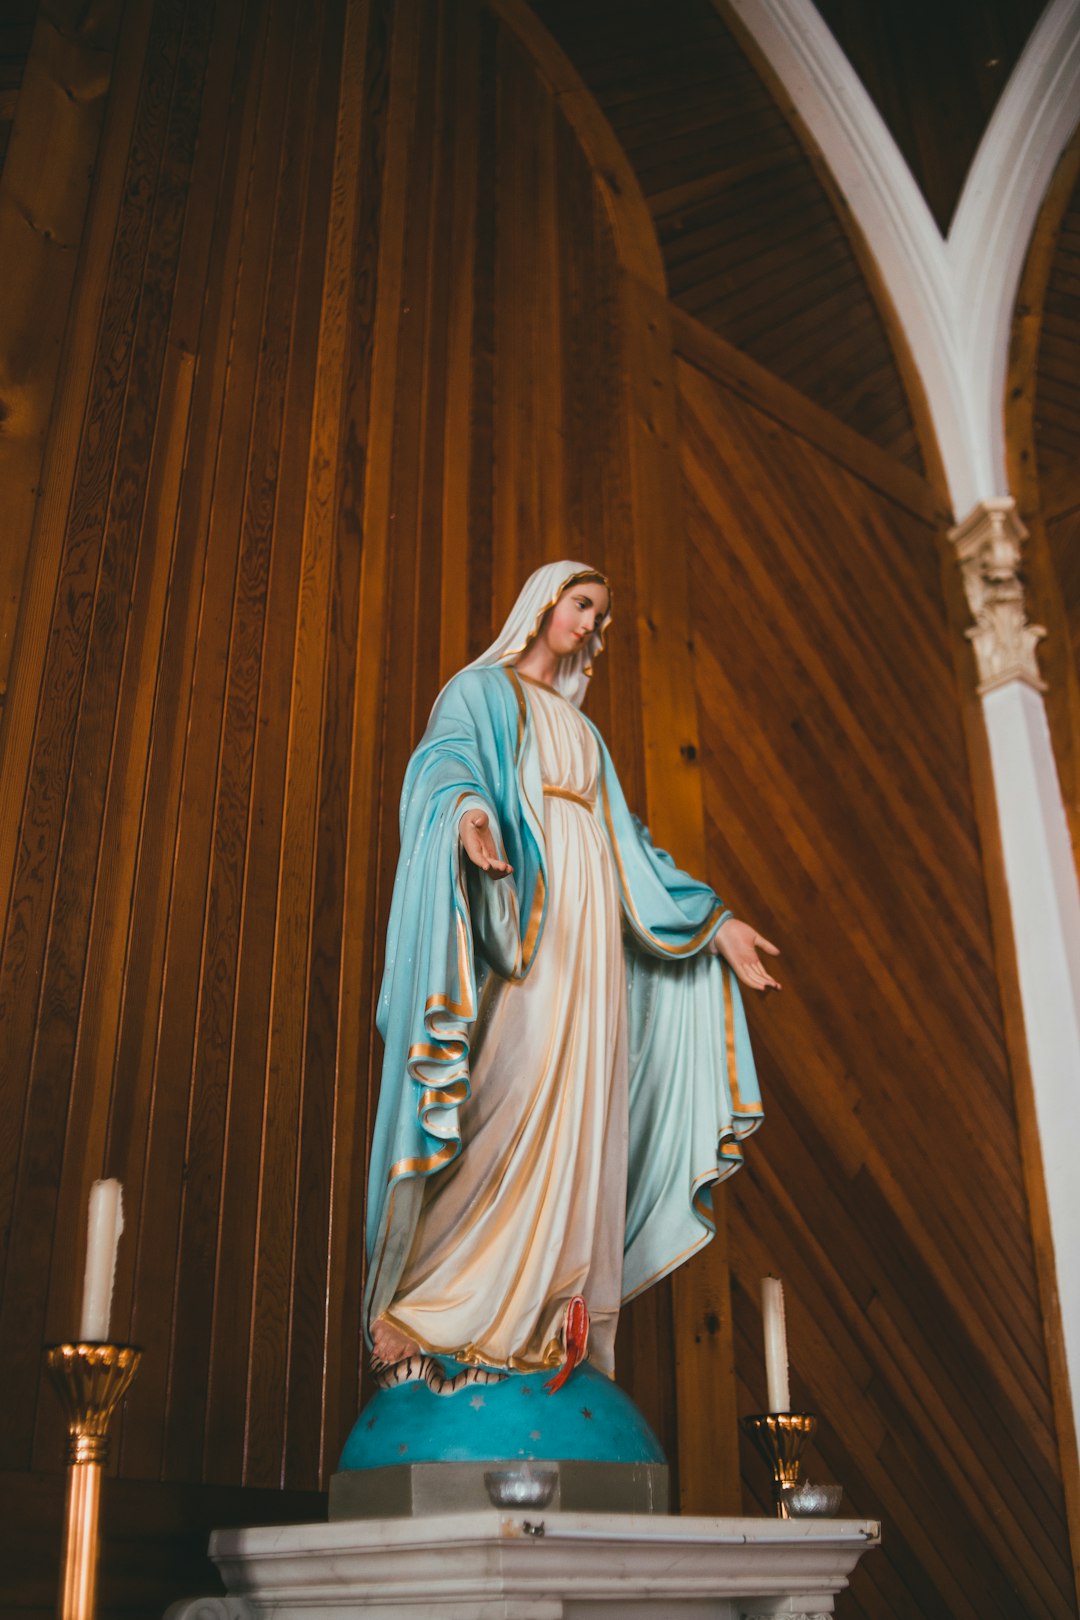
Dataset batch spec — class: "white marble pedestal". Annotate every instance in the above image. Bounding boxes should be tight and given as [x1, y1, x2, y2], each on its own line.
[165, 1510, 880, 1619]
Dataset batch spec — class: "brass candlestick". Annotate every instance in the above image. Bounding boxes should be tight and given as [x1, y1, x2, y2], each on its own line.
[741, 1412, 817, 1518]
[44, 1343, 142, 1620]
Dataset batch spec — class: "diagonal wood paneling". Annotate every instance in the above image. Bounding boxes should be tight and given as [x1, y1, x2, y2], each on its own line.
[528, 0, 926, 472]
[677, 321, 1077, 1619]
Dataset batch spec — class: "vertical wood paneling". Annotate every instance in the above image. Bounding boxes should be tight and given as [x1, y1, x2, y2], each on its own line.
[107, 0, 269, 1484]
[0, 0, 122, 712]
[277, 0, 357, 1493]
[0, 0, 213, 1474]
[318, 0, 395, 1468]
[164, 0, 316, 1485]
[437, 0, 481, 687]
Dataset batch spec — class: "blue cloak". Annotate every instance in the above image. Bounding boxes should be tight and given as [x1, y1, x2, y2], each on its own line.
[363, 665, 762, 1339]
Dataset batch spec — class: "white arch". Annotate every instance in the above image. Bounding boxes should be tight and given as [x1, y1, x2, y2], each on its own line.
[722, 0, 1080, 517]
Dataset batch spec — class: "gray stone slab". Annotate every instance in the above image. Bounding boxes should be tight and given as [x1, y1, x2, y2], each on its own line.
[329, 1459, 669, 1519]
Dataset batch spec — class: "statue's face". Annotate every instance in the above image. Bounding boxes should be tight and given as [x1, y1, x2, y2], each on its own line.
[543, 579, 610, 660]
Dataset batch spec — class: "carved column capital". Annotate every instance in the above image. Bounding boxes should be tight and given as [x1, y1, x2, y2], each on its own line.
[947, 498, 1046, 695]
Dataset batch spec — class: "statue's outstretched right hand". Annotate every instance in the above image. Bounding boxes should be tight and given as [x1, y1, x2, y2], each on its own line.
[459, 808, 513, 878]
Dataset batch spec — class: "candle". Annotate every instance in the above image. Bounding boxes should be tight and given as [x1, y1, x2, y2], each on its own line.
[761, 1275, 790, 1413]
[79, 1180, 124, 1343]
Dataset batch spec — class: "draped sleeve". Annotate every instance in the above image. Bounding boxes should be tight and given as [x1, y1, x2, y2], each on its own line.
[363, 668, 546, 1336]
[590, 730, 763, 1301]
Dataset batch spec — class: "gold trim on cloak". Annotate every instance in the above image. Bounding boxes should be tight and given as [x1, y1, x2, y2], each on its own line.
[506, 668, 547, 972]
[599, 774, 724, 957]
[721, 958, 763, 1121]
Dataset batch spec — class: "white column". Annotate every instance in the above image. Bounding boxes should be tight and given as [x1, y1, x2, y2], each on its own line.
[950, 500, 1080, 1458]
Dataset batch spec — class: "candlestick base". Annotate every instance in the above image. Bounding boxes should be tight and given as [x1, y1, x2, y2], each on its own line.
[740, 1412, 817, 1519]
[44, 1342, 142, 1620]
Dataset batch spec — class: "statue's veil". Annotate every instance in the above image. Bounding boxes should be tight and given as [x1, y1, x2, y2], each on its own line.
[456, 559, 612, 709]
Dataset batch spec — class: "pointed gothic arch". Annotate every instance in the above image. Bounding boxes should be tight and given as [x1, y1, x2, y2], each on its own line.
[723, 0, 1080, 516]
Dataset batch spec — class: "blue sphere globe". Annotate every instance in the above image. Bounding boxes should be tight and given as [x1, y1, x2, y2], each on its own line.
[338, 1360, 666, 1470]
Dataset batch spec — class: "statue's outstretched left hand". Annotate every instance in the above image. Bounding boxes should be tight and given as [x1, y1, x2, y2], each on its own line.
[710, 917, 781, 992]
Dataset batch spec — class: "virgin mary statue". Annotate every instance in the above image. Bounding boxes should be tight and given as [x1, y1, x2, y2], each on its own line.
[365, 561, 778, 1384]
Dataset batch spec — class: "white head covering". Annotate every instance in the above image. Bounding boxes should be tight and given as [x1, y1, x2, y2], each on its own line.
[460, 560, 612, 708]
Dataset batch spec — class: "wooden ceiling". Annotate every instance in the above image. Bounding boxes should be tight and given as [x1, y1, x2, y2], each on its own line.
[1037, 164, 1080, 657]
[0, 1, 36, 174]
[529, 0, 926, 473]
[815, 0, 1048, 234]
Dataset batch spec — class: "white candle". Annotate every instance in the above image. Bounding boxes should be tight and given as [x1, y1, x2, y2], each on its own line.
[761, 1275, 790, 1413]
[79, 1180, 124, 1343]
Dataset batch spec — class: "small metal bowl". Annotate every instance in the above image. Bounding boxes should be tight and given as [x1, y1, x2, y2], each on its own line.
[782, 1481, 844, 1517]
[484, 1465, 558, 1509]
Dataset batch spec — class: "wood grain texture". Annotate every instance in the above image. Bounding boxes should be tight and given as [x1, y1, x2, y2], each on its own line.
[528, 0, 925, 472]
[0, 0, 742, 1597]
[0, 0, 122, 713]
[678, 338, 1077, 1618]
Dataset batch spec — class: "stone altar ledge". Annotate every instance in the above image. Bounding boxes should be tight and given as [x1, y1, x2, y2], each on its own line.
[165, 1508, 881, 1619]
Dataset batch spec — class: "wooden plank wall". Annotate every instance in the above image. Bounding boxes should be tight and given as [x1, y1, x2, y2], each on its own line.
[0, 0, 730, 1606]
[674, 313, 1078, 1618]
[0, 0, 124, 718]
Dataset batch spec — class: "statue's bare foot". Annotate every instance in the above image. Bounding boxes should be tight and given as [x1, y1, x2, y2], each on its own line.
[371, 1319, 420, 1367]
